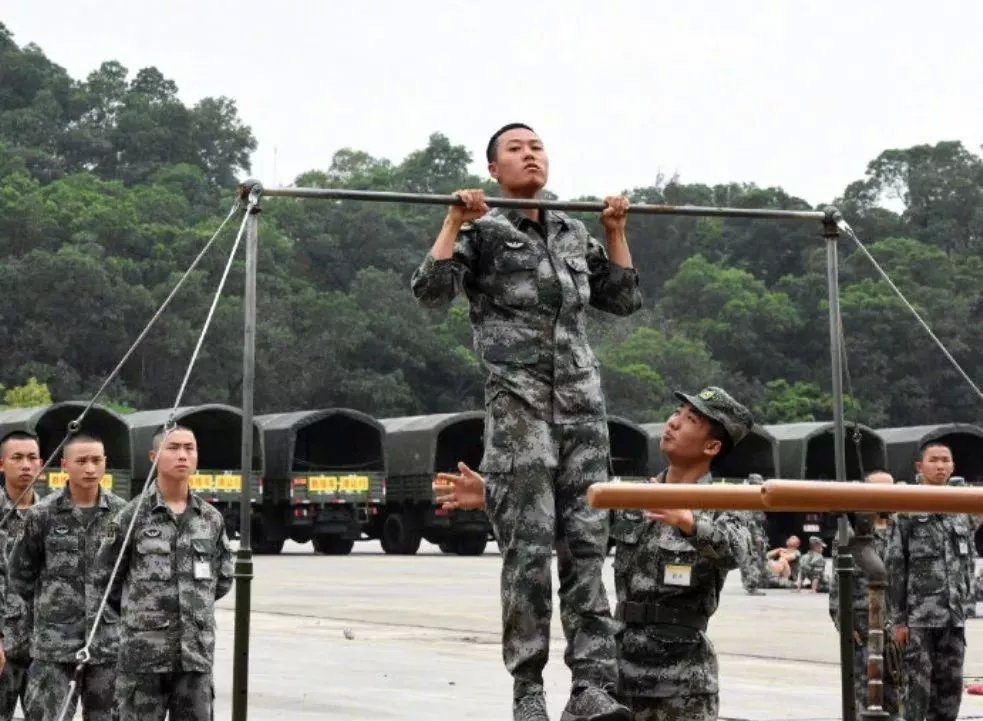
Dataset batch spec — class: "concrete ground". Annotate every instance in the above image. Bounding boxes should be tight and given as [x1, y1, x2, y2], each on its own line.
[208, 541, 983, 721]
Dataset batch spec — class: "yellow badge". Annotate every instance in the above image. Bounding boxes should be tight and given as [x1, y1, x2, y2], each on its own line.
[699, 389, 714, 400]
[664, 564, 693, 587]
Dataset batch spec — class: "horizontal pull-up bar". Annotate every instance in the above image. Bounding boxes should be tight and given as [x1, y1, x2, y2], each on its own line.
[587, 480, 983, 514]
[237, 179, 832, 223]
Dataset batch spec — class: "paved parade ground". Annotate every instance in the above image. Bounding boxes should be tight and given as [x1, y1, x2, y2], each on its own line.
[210, 541, 983, 721]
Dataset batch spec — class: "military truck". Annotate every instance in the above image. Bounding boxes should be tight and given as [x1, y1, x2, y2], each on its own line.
[764, 421, 887, 552]
[879, 422, 983, 554]
[377, 412, 488, 555]
[256, 408, 386, 555]
[0, 402, 133, 499]
[124, 404, 264, 544]
[608, 415, 651, 482]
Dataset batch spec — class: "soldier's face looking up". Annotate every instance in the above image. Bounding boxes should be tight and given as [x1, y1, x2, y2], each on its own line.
[0, 438, 41, 494]
[62, 441, 106, 493]
[151, 429, 198, 482]
[488, 127, 549, 196]
[915, 444, 954, 486]
[659, 404, 721, 463]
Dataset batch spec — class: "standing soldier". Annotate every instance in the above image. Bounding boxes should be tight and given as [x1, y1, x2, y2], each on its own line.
[0, 431, 43, 721]
[411, 123, 643, 721]
[97, 425, 234, 721]
[739, 474, 769, 596]
[8, 433, 127, 721]
[887, 443, 975, 721]
[829, 470, 903, 721]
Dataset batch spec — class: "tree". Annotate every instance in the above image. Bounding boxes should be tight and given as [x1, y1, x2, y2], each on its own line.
[1, 377, 52, 408]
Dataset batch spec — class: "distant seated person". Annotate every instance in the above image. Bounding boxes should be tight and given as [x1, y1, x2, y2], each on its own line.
[765, 535, 801, 588]
[796, 536, 829, 593]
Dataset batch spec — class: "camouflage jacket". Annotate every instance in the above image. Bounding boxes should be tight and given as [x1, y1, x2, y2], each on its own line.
[1, 485, 42, 660]
[887, 511, 975, 628]
[7, 485, 127, 663]
[797, 550, 827, 584]
[410, 208, 642, 426]
[96, 484, 234, 673]
[829, 516, 894, 633]
[609, 472, 749, 699]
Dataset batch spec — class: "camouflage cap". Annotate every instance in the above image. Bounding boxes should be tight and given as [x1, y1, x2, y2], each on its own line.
[673, 386, 754, 447]
[809, 535, 827, 548]
[746, 473, 764, 485]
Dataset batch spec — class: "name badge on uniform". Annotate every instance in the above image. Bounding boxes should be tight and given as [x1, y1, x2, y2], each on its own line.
[958, 541, 969, 556]
[194, 560, 212, 580]
[664, 564, 692, 587]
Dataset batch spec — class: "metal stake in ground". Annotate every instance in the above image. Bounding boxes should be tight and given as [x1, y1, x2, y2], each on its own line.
[232, 180, 262, 721]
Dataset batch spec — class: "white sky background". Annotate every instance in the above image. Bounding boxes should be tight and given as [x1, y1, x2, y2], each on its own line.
[4, 0, 983, 205]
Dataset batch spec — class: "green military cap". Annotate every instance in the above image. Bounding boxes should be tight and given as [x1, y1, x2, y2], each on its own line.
[673, 386, 754, 446]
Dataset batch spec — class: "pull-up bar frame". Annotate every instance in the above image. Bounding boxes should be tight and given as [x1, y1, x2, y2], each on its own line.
[231, 179, 859, 721]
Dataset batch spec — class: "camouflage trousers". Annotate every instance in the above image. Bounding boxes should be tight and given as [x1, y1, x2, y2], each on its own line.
[25, 661, 116, 721]
[0, 657, 31, 721]
[623, 693, 718, 721]
[902, 626, 964, 721]
[851, 638, 901, 718]
[481, 392, 618, 699]
[116, 672, 213, 721]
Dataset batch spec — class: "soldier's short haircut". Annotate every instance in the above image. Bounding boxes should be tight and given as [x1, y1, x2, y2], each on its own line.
[152, 424, 196, 450]
[65, 433, 104, 452]
[486, 122, 535, 163]
[918, 441, 952, 460]
[0, 430, 40, 455]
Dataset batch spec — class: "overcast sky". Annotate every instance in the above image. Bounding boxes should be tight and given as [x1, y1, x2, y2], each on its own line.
[4, 1, 982, 205]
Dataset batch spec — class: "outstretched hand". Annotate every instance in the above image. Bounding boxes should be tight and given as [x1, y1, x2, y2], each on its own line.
[434, 462, 486, 511]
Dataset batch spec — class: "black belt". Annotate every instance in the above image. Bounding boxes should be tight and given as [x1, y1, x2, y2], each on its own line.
[614, 601, 708, 631]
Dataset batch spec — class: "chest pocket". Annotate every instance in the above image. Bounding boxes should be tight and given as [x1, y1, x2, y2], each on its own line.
[908, 521, 944, 594]
[563, 256, 591, 307]
[134, 534, 173, 582]
[492, 250, 539, 307]
[44, 530, 81, 577]
[611, 513, 646, 577]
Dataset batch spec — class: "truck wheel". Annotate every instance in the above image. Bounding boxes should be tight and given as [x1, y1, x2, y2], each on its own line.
[438, 539, 459, 554]
[456, 533, 487, 556]
[381, 513, 421, 555]
[313, 535, 355, 555]
[253, 538, 284, 555]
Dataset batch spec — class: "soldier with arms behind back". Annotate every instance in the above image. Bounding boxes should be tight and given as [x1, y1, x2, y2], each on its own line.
[96, 425, 234, 721]
[887, 443, 974, 721]
[8, 433, 127, 721]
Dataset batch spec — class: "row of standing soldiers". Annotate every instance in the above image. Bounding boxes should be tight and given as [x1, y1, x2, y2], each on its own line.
[0, 427, 233, 721]
[739, 461, 977, 721]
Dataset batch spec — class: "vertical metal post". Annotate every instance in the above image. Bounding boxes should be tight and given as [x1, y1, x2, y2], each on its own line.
[232, 184, 261, 721]
[825, 210, 856, 721]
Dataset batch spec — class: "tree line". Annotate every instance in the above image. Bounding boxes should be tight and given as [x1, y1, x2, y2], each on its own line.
[1, 21, 981, 427]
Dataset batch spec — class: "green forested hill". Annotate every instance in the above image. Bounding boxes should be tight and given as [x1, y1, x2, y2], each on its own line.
[1, 21, 981, 426]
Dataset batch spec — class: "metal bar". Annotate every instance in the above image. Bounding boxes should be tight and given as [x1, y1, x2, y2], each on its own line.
[231, 194, 260, 721]
[587, 480, 983, 513]
[825, 219, 855, 721]
[256, 185, 827, 221]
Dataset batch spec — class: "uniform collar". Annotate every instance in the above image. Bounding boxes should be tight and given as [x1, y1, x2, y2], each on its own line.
[149, 483, 202, 515]
[53, 483, 111, 511]
[652, 469, 714, 486]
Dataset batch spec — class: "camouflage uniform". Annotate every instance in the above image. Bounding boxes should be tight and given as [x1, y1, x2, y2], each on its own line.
[829, 515, 902, 718]
[797, 549, 829, 591]
[609, 471, 749, 721]
[96, 485, 234, 721]
[0, 486, 41, 721]
[7, 485, 127, 721]
[412, 207, 641, 714]
[887, 510, 975, 721]
[739, 509, 769, 594]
